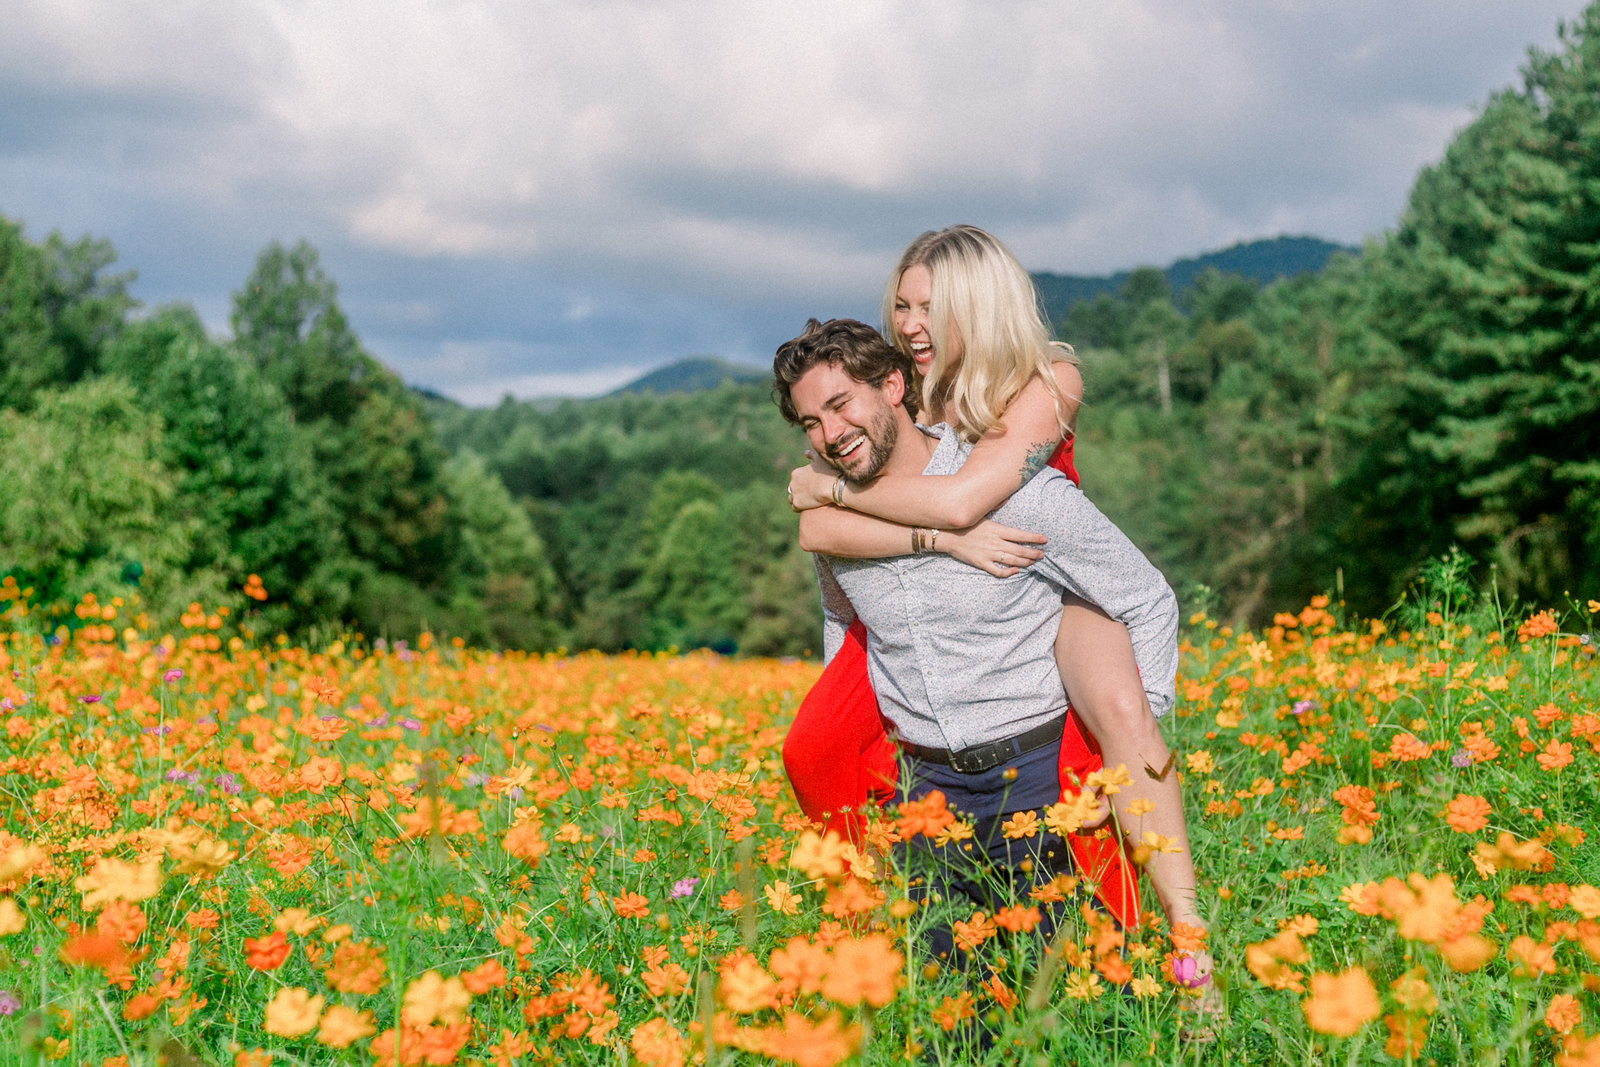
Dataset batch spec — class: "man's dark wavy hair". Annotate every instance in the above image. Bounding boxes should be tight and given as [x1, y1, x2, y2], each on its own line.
[771, 318, 919, 425]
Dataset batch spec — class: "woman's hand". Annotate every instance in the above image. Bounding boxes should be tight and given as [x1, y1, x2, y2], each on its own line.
[788, 457, 839, 511]
[938, 521, 1046, 576]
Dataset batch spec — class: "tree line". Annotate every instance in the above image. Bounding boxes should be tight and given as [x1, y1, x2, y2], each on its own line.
[3, 3, 1598, 650]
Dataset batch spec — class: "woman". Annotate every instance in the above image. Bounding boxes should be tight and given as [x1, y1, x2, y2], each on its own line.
[785, 225, 1210, 958]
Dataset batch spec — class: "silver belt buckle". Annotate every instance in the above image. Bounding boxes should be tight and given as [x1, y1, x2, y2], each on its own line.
[950, 741, 1006, 774]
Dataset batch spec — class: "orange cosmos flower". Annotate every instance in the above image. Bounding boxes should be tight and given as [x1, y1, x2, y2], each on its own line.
[1384, 1013, 1429, 1058]
[1244, 929, 1309, 991]
[243, 930, 291, 971]
[821, 876, 883, 919]
[1302, 967, 1381, 1037]
[1508, 936, 1557, 978]
[324, 939, 386, 994]
[264, 986, 324, 1037]
[641, 961, 691, 998]
[993, 904, 1042, 934]
[502, 820, 550, 868]
[122, 991, 161, 1021]
[1547, 994, 1582, 1035]
[952, 912, 998, 954]
[819, 934, 902, 1008]
[1538, 740, 1575, 772]
[612, 891, 650, 919]
[768, 1011, 861, 1067]
[461, 958, 508, 994]
[95, 900, 147, 944]
[1518, 611, 1558, 640]
[303, 675, 344, 705]
[768, 936, 830, 998]
[630, 1018, 687, 1067]
[1388, 967, 1438, 1015]
[1559, 1029, 1600, 1066]
[790, 831, 851, 881]
[896, 790, 956, 839]
[1444, 794, 1492, 833]
[931, 992, 977, 1031]
[718, 955, 778, 1014]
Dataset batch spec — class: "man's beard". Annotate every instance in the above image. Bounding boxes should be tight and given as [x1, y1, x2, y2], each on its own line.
[828, 409, 898, 487]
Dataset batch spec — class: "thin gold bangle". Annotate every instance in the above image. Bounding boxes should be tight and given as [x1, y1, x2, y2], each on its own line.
[832, 475, 847, 508]
[928, 529, 940, 553]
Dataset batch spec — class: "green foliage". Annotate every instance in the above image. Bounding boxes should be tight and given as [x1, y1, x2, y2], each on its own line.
[1360, 6, 1600, 601]
[0, 378, 201, 615]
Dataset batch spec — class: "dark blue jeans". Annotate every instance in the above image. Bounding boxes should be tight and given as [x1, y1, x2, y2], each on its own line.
[894, 738, 1075, 966]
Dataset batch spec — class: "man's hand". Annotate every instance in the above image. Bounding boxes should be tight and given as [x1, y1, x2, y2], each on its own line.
[788, 454, 839, 511]
[938, 521, 1046, 576]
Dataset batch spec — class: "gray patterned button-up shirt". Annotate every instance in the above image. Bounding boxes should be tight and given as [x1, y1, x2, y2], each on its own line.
[815, 424, 1178, 752]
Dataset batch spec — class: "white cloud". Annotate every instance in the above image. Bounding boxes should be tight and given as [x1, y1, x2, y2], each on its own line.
[1, 0, 1588, 400]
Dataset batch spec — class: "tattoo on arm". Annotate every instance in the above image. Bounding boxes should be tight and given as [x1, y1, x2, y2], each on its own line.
[1019, 441, 1056, 485]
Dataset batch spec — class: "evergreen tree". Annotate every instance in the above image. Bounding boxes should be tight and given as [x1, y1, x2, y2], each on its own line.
[1366, 4, 1600, 598]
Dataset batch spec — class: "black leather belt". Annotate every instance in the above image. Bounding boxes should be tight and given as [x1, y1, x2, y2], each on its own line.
[898, 715, 1067, 775]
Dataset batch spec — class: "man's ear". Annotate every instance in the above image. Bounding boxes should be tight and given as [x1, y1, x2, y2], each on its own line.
[881, 369, 907, 408]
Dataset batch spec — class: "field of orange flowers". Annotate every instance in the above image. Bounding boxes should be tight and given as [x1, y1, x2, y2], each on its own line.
[0, 584, 1597, 1066]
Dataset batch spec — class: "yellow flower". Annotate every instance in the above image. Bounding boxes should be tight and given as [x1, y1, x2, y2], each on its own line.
[1084, 763, 1132, 796]
[400, 971, 471, 1027]
[1000, 811, 1039, 839]
[263, 987, 324, 1038]
[315, 1004, 376, 1048]
[764, 881, 800, 915]
[1063, 972, 1103, 1000]
[0, 896, 25, 936]
[1130, 975, 1161, 998]
[75, 858, 162, 910]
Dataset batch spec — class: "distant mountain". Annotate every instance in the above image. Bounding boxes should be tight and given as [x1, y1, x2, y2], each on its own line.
[607, 356, 768, 396]
[1032, 235, 1352, 326]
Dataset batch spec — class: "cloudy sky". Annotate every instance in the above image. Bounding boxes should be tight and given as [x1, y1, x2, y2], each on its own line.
[3, 1, 1589, 403]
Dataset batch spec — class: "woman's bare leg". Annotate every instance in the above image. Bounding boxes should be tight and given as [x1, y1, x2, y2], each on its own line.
[1053, 594, 1206, 938]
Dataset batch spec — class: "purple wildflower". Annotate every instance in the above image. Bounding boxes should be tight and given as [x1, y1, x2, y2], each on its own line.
[163, 668, 184, 683]
[144, 723, 173, 737]
[214, 773, 241, 795]
[1290, 699, 1317, 716]
[400, 718, 422, 731]
[166, 769, 199, 785]
[81, 694, 101, 705]
[0, 989, 20, 1016]
[670, 877, 700, 900]
[1450, 749, 1472, 769]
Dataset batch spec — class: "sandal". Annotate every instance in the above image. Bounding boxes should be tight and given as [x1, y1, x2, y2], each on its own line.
[1173, 951, 1223, 1044]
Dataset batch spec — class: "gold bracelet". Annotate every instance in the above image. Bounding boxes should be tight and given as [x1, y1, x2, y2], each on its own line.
[928, 528, 940, 553]
[911, 527, 921, 554]
[832, 475, 847, 508]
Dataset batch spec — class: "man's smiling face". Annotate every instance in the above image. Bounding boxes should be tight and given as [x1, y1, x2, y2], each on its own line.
[789, 361, 903, 486]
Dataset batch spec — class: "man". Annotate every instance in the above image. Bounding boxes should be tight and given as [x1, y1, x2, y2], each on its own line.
[772, 317, 1179, 955]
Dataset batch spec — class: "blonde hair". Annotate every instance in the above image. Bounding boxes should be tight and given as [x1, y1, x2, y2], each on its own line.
[881, 225, 1078, 442]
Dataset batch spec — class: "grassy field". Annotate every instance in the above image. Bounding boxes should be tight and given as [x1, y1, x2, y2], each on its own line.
[0, 583, 1597, 1066]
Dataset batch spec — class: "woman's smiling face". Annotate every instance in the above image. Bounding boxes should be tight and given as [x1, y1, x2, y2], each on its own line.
[892, 263, 939, 374]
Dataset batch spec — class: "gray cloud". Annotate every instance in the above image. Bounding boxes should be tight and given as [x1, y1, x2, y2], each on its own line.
[0, 0, 1587, 401]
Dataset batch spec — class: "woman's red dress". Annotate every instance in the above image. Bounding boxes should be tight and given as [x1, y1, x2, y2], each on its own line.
[781, 437, 1141, 927]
